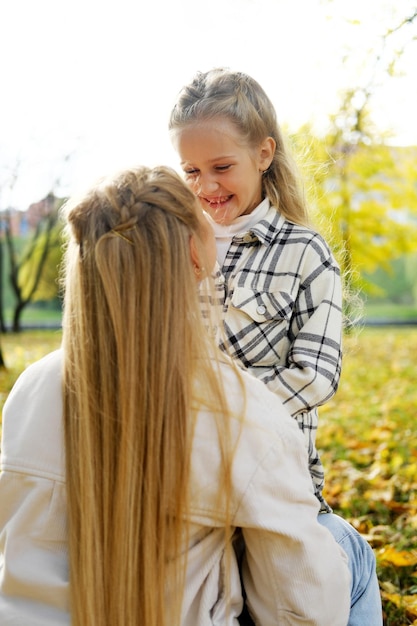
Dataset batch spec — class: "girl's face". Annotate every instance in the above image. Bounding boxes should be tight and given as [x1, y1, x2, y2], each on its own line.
[173, 117, 274, 226]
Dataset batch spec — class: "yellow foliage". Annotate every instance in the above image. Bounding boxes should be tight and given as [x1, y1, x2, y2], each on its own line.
[319, 327, 417, 624]
[381, 592, 417, 618]
[294, 132, 417, 290]
[377, 547, 417, 567]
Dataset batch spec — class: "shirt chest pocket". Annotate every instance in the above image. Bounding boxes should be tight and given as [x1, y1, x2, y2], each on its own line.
[224, 286, 294, 366]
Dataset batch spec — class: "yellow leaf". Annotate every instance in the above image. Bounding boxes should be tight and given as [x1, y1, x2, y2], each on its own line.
[377, 546, 417, 567]
[381, 592, 417, 618]
[380, 580, 399, 594]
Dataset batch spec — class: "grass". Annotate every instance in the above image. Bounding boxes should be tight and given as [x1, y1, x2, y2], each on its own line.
[4, 304, 62, 328]
[0, 326, 416, 624]
[364, 303, 417, 322]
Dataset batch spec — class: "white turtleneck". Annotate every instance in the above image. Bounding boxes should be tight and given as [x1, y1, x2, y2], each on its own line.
[206, 198, 270, 267]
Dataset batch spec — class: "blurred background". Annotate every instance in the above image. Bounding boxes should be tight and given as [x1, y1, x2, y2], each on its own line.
[1, 0, 416, 331]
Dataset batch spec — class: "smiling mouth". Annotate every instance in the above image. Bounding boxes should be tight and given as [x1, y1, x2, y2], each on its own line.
[204, 195, 232, 207]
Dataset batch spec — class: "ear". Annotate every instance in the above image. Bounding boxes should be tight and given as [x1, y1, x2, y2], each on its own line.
[258, 136, 276, 171]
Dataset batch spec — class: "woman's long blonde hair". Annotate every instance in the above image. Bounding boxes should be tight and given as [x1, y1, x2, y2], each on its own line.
[61, 165, 232, 626]
[169, 67, 310, 226]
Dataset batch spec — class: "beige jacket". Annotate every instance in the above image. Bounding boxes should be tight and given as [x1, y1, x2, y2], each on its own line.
[0, 349, 350, 625]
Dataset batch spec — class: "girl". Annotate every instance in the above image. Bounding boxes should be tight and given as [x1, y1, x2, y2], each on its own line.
[0, 165, 350, 625]
[169, 68, 383, 626]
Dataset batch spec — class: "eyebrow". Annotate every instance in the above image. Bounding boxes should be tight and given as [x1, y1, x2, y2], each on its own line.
[181, 155, 236, 166]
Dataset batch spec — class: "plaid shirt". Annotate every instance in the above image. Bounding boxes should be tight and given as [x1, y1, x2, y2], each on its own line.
[207, 202, 342, 511]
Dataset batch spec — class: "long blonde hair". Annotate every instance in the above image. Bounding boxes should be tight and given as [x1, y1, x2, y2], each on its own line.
[169, 67, 310, 226]
[61, 165, 233, 626]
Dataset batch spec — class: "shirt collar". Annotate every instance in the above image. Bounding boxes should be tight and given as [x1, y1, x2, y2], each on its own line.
[251, 201, 286, 245]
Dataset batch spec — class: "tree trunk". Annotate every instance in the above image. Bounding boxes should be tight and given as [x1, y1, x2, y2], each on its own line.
[0, 341, 6, 368]
[0, 239, 6, 333]
[12, 301, 26, 333]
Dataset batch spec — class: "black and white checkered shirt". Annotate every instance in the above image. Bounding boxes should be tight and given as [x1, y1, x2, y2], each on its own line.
[206, 203, 343, 511]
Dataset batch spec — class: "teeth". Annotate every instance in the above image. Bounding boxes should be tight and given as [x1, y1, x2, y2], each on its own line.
[209, 197, 227, 205]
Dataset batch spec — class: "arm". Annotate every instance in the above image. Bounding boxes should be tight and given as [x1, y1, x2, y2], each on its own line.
[234, 426, 350, 626]
[0, 351, 69, 625]
[0, 471, 69, 625]
[249, 236, 343, 417]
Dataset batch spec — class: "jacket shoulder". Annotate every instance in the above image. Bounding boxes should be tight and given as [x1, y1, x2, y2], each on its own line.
[1, 349, 64, 481]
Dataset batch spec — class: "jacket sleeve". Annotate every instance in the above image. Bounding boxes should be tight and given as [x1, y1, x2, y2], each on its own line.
[0, 350, 69, 625]
[0, 471, 70, 626]
[233, 422, 350, 626]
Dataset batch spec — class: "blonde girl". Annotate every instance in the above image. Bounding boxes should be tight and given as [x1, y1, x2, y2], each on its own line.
[169, 68, 383, 625]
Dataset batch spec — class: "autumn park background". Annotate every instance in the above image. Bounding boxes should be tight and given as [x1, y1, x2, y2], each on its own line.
[1, 2, 417, 625]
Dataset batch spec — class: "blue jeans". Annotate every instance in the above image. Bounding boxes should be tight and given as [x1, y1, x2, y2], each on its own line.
[318, 512, 383, 626]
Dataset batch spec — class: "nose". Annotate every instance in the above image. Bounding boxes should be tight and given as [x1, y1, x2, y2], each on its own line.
[196, 173, 220, 195]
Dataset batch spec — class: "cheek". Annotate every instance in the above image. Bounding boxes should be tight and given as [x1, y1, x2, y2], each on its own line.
[185, 177, 201, 195]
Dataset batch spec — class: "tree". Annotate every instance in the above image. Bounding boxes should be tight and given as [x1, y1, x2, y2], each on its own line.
[4, 193, 65, 332]
[292, 8, 417, 312]
[0, 159, 23, 363]
[292, 128, 417, 294]
[18, 213, 65, 304]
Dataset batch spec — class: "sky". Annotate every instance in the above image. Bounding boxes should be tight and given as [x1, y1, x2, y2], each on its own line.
[1, 0, 416, 210]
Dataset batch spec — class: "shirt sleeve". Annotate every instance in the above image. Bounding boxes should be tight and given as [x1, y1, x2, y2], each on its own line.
[233, 425, 350, 626]
[249, 236, 343, 417]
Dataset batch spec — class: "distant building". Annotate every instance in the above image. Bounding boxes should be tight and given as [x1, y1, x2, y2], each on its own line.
[27, 194, 56, 230]
[0, 193, 59, 237]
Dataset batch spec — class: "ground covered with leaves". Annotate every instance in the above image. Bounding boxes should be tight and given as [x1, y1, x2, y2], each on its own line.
[319, 326, 417, 625]
[0, 327, 416, 624]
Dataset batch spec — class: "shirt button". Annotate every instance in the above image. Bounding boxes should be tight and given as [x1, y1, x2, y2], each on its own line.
[257, 304, 267, 315]
[217, 274, 225, 285]
[243, 233, 252, 243]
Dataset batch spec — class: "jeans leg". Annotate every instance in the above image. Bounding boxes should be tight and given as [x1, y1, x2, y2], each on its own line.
[318, 512, 383, 626]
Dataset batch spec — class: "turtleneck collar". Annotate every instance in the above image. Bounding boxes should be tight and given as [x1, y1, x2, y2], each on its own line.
[205, 198, 270, 266]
